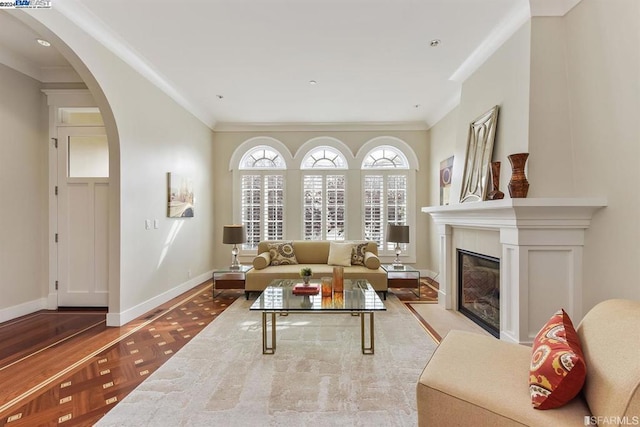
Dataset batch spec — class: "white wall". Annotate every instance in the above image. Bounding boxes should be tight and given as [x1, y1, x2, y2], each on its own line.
[0, 63, 49, 321]
[23, 10, 217, 325]
[212, 129, 430, 269]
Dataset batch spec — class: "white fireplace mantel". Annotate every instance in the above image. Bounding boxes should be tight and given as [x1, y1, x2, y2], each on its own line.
[421, 198, 607, 344]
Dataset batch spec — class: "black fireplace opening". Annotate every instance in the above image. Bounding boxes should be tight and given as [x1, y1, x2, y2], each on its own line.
[457, 249, 500, 338]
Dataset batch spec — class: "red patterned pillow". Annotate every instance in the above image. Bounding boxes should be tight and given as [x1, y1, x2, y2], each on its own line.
[529, 309, 586, 410]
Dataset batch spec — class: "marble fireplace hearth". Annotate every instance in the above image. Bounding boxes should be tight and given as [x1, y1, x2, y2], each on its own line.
[422, 198, 606, 345]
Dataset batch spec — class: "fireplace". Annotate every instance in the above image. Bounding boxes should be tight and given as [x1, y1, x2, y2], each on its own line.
[457, 249, 500, 337]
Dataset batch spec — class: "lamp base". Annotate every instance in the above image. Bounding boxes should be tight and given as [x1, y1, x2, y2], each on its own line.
[392, 243, 403, 268]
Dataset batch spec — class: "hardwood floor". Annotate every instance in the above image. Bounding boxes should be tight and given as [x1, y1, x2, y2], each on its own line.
[0, 281, 241, 427]
[0, 280, 437, 426]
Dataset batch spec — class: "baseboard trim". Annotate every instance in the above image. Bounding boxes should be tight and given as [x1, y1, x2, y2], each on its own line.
[0, 297, 48, 324]
[106, 270, 213, 327]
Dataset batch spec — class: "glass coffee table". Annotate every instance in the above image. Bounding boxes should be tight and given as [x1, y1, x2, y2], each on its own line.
[250, 279, 386, 355]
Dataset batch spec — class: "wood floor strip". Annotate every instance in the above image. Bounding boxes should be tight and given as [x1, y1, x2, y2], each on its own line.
[0, 284, 214, 415]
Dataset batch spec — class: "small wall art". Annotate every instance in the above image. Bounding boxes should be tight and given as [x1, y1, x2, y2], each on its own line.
[167, 172, 194, 217]
[440, 156, 454, 205]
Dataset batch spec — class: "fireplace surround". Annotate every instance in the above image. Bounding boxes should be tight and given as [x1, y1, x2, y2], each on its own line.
[422, 198, 606, 344]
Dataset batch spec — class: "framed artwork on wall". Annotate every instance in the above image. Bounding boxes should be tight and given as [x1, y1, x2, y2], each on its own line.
[440, 156, 454, 205]
[459, 105, 499, 203]
[167, 172, 194, 217]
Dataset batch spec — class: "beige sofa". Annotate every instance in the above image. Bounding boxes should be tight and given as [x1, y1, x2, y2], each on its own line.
[416, 299, 640, 426]
[245, 240, 387, 298]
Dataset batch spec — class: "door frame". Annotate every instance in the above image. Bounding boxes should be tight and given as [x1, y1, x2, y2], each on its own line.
[44, 90, 107, 309]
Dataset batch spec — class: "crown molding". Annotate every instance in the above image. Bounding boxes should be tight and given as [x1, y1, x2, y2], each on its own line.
[529, 0, 583, 16]
[0, 44, 41, 81]
[53, 0, 217, 129]
[449, 3, 530, 83]
[213, 121, 429, 133]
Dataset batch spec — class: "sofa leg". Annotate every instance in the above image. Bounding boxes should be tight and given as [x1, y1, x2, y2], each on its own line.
[245, 291, 250, 300]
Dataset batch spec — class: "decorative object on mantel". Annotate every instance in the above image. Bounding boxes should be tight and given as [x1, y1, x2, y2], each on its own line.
[440, 156, 454, 205]
[487, 161, 505, 200]
[507, 153, 530, 198]
[299, 267, 313, 284]
[460, 105, 500, 203]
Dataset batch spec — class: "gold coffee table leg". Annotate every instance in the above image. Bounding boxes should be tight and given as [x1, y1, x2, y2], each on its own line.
[361, 312, 375, 355]
[262, 312, 276, 354]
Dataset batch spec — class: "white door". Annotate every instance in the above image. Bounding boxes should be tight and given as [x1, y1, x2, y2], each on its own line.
[57, 126, 109, 306]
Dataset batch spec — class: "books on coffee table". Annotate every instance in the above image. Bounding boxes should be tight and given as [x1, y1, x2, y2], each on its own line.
[292, 283, 319, 295]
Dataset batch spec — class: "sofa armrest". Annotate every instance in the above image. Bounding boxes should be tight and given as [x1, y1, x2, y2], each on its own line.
[253, 251, 271, 270]
[364, 252, 380, 269]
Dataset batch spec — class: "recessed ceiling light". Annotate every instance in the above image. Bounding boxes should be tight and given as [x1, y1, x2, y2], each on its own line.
[414, 104, 421, 108]
[309, 80, 318, 85]
[430, 39, 441, 47]
[216, 94, 224, 99]
[36, 39, 51, 47]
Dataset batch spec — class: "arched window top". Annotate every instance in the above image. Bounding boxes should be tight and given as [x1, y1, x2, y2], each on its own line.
[239, 145, 286, 170]
[361, 145, 409, 169]
[301, 146, 347, 169]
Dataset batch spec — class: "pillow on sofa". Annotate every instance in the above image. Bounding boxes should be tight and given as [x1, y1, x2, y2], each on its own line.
[253, 252, 271, 270]
[351, 242, 369, 265]
[328, 242, 353, 267]
[529, 309, 586, 410]
[364, 252, 380, 269]
[267, 241, 298, 266]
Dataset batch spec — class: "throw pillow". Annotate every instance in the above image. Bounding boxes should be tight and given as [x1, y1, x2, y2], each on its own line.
[364, 252, 381, 269]
[328, 242, 354, 267]
[253, 252, 271, 270]
[529, 309, 586, 410]
[267, 241, 298, 266]
[351, 242, 369, 265]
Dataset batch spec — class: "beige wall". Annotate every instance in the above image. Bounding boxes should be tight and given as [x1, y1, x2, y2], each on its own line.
[24, 10, 217, 324]
[563, 0, 640, 306]
[0, 63, 49, 319]
[427, 1, 640, 312]
[212, 129, 430, 269]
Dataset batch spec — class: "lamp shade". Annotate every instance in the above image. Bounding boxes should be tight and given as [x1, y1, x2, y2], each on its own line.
[222, 225, 245, 244]
[387, 224, 409, 243]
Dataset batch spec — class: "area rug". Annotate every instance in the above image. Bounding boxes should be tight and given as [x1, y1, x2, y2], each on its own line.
[96, 295, 436, 426]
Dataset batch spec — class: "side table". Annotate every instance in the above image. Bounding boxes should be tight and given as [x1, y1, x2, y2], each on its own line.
[212, 265, 252, 299]
[382, 264, 421, 298]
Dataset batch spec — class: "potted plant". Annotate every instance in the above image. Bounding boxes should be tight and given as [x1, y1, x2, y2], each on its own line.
[299, 267, 313, 284]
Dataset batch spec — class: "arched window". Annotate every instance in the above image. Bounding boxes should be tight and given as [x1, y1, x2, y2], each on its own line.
[238, 146, 286, 249]
[300, 147, 347, 240]
[362, 146, 410, 251]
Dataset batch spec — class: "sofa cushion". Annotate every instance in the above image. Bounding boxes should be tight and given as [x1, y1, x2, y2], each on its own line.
[267, 241, 298, 265]
[417, 330, 590, 426]
[364, 252, 381, 269]
[351, 242, 368, 265]
[253, 252, 270, 270]
[328, 242, 353, 267]
[529, 309, 586, 410]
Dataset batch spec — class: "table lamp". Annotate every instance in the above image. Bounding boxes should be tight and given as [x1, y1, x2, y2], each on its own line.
[387, 224, 409, 268]
[223, 224, 245, 269]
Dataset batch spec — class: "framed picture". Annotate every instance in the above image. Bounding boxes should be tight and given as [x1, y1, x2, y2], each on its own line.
[440, 156, 454, 205]
[167, 173, 194, 217]
[459, 105, 499, 203]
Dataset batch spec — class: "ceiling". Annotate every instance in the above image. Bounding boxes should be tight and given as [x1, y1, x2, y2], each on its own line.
[0, 0, 551, 128]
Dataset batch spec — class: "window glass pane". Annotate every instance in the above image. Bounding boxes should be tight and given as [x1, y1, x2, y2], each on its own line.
[362, 146, 409, 169]
[303, 175, 323, 240]
[241, 175, 262, 249]
[68, 135, 109, 178]
[301, 147, 347, 169]
[363, 175, 384, 245]
[239, 146, 285, 169]
[264, 175, 284, 241]
[326, 175, 345, 240]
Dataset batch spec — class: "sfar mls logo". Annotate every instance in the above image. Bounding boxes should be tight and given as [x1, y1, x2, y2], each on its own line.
[0, 0, 52, 9]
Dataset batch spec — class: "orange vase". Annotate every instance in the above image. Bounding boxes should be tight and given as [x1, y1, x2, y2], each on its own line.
[332, 267, 344, 293]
